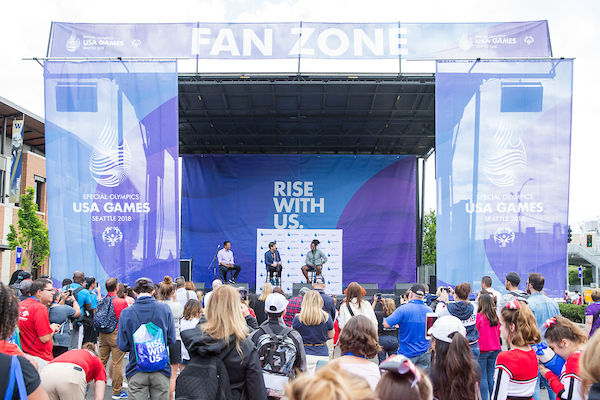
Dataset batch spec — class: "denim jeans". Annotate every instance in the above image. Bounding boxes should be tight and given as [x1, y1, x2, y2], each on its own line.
[378, 335, 399, 364]
[477, 350, 499, 400]
[409, 351, 431, 369]
[533, 372, 557, 400]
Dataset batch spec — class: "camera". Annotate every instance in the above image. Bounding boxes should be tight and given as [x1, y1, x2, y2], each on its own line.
[376, 293, 382, 301]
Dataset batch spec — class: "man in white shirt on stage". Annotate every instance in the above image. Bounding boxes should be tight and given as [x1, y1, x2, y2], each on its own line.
[217, 241, 242, 283]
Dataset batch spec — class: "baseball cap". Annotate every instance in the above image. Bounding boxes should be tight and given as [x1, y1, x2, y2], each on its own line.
[314, 275, 326, 284]
[410, 283, 426, 297]
[134, 277, 155, 290]
[298, 287, 311, 296]
[505, 272, 521, 285]
[427, 315, 466, 343]
[17, 279, 33, 293]
[265, 293, 288, 314]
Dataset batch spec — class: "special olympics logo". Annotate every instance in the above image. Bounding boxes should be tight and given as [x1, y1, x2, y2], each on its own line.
[524, 36, 534, 45]
[66, 31, 80, 52]
[132, 39, 141, 47]
[89, 119, 132, 187]
[102, 227, 123, 247]
[494, 228, 515, 248]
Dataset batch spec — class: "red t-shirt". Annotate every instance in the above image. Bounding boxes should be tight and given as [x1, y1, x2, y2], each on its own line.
[0, 341, 25, 356]
[18, 297, 53, 361]
[106, 292, 129, 323]
[51, 349, 107, 382]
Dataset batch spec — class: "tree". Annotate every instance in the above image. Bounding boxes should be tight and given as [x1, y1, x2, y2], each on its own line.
[6, 186, 50, 272]
[422, 209, 436, 265]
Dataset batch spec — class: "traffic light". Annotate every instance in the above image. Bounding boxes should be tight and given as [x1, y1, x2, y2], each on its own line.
[568, 227, 572, 243]
[587, 234, 593, 248]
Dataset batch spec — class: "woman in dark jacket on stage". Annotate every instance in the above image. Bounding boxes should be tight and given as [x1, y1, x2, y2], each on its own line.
[180, 285, 267, 400]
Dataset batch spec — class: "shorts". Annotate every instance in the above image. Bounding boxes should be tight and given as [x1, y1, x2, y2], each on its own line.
[169, 340, 182, 364]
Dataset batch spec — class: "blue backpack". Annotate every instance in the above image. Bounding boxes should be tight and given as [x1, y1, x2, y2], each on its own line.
[131, 304, 169, 372]
[94, 294, 118, 333]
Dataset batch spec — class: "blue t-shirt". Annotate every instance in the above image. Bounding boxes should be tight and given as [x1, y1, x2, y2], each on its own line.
[90, 292, 98, 310]
[49, 304, 76, 347]
[68, 283, 91, 309]
[384, 299, 430, 358]
[292, 314, 333, 357]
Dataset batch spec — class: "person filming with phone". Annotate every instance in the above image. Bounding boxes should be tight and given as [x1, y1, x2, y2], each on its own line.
[383, 284, 432, 369]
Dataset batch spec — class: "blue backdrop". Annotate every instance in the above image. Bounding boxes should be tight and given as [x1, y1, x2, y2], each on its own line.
[435, 60, 573, 297]
[181, 154, 416, 289]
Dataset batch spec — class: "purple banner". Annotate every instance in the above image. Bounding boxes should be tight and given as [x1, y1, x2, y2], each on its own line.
[435, 60, 573, 297]
[44, 61, 179, 286]
[48, 21, 551, 60]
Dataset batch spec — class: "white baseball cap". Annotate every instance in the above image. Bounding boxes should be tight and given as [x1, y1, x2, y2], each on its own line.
[427, 315, 466, 343]
[265, 293, 288, 314]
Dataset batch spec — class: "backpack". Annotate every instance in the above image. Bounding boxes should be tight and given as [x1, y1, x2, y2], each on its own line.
[131, 304, 169, 372]
[175, 346, 233, 400]
[94, 294, 118, 333]
[254, 324, 298, 397]
[509, 291, 529, 303]
[69, 286, 86, 326]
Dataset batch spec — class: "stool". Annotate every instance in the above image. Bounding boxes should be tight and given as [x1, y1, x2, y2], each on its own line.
[308, 269, 316, 283]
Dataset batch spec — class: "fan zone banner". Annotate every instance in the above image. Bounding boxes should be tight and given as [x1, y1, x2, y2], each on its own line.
[44, 61, 179, 286]
[9, 119, 24, 203]
[435, 59, 573, 297]
[48, 21, 551, 60]
[256, 229, 342, 294]
[182, 154, 416, 290]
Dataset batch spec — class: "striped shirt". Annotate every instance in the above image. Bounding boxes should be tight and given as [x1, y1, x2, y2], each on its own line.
[492, 348, 538, 400]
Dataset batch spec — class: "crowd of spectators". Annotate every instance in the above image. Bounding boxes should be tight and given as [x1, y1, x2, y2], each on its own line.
[1, 269, 599, 400]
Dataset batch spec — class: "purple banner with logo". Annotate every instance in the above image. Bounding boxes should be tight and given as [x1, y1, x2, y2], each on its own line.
[181, 155, 416, 290]
[48, 21, 551, 60]
[44, 61, 179, 287]
[436, 60, 573, 297]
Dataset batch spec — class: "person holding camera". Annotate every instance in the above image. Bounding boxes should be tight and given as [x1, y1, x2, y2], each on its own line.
[49, 288, 81, 358]
[372, 295, 399, 363]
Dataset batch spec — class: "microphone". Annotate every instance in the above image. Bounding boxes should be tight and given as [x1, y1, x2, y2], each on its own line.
[217, 244, 221, 248]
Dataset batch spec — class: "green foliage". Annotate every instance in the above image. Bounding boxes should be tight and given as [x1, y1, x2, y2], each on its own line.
[568, 265, 593, 285]
[559, 303, 586, 323]
[6, 186, 49, 272]
[423, 209, 436, 265]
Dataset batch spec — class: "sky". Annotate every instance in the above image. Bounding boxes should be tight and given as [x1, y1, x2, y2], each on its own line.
[1, 0, 599, 228]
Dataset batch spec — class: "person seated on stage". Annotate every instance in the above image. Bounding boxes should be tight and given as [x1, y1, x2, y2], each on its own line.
[217, 240, 242, 284]
[302, 240, 328, 284]
[265, 241, 283, 286]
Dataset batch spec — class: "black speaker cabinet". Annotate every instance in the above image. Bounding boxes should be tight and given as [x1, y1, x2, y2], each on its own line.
[357, 283, 379, 297]
[395, 282, 414, 298]
[180, 259, 193, 281]
[193, 282, 205, 292]
[293, 283, 313, 296]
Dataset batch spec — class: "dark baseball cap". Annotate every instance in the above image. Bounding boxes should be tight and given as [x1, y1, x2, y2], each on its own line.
[17, 279, 33, 293]
[134, 277, 155, 289]
[505, 272, 521, 285]
[314, 275, 326, 284]
[410, 284, 426, 297]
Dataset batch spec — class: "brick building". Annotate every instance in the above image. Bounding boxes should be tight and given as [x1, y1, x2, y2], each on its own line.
[0, 96, 47, 284]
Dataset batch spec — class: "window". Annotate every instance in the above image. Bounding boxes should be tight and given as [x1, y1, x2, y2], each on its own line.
[34, 175, 45, 212]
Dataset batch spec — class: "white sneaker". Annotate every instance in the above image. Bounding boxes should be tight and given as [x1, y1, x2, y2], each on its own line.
[122, 382, 128, 389]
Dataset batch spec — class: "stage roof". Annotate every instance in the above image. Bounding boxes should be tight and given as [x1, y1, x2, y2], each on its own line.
[178, 74, 435, 157]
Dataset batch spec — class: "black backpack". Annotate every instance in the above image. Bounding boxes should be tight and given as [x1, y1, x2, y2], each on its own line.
[94, 294, 118, 333]
[175, 348, 233, 400]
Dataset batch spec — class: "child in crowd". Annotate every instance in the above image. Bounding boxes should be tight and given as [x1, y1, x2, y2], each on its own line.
[539, 316, 586, 400]
[492, 300, 541, 400]
[476, 292, 501, 400]
[376, 355, 433, 400]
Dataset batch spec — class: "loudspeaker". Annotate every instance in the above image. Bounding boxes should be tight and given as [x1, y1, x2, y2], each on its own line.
[193, 282, 205, 292]
[293, 283, 313, 296]
[180, 259, 193, 281]
[429, 275, 437, 292]
[226, 282, 249, 294]
[358, 283, 379, 297]
[395, 283, 414, 298]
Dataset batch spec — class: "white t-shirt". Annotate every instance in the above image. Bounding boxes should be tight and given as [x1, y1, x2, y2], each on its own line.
[176, 288, 198, 306]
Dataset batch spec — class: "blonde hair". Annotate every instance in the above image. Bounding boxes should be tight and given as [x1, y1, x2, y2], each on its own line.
[201, 285, 249, 356]
[286, 363, 376, 400]
[259, 282, 273, 302]
[298, 290, 329, 326]
[581, 327, 600, 397]
[383, 298, 396, 317]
